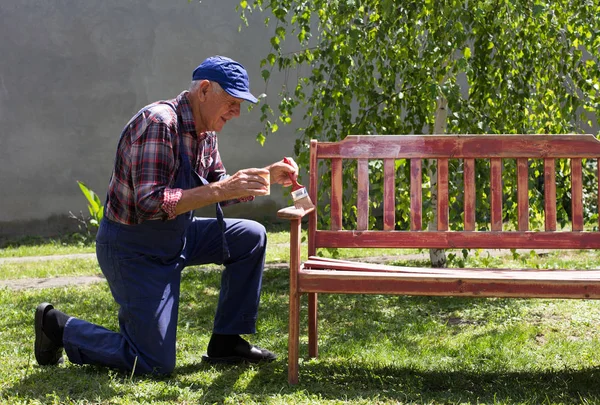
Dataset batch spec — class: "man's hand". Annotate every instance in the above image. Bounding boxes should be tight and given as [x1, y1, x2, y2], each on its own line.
[266, 157, 299, 187]
[220, 168, 271, 199]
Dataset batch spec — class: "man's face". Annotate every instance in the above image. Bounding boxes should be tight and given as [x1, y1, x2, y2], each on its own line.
[197, 82, 243, 132]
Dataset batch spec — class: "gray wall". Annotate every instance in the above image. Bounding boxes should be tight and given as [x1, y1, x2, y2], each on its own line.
[0, 0, 299, 240]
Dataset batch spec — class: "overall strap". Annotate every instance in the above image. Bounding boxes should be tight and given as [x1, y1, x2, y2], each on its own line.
[168, 102, 230, 262]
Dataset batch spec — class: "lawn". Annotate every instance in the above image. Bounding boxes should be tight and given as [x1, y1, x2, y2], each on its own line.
[2, 233, 600, 404]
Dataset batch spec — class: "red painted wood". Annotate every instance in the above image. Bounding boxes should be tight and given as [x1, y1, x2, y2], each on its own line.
[288, 219, 302, 384]
[544, 158, 557, 231]
[491, 158, 503, 231]
[302, 262, 600, 280]
[314, 230, 600, 249]
[384, 159, 396, 231]
[410, 159, 422, 231]
[284, 135, 600, 384]
[298, 270, 600, 299]
[316, 135, 600, 159]
[304, 257, 600, 278]
[463, 159, 476, 231]
[277, 206, 314, 220]
[571, 158, 583, 231]
[517, 158, 529, 231]
[437, 159, 449, 231]
[309, 140, 318, 257]
[331, 158, 343, 231]
[357, 159, 369, 231]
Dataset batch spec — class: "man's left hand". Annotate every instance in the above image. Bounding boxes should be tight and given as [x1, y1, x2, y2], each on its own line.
[266, 157, 299, 187]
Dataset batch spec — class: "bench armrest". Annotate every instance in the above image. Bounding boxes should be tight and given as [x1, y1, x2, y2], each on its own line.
[277, 205, 315, 220]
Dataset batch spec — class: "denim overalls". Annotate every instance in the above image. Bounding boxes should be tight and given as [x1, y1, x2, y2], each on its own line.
[62, 121, 267, 375]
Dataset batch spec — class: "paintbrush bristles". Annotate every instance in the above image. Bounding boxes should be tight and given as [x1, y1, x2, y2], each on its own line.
[291, 186, 315, 210]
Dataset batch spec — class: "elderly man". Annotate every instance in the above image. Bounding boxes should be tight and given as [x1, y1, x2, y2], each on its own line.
[34, 56, 298, 374]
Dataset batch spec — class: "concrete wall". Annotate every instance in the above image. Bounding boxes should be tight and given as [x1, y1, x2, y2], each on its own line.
[0, 0, 299, 241]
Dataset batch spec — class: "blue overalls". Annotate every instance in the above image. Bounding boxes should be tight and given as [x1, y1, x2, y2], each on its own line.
[62, 133, 267, 375]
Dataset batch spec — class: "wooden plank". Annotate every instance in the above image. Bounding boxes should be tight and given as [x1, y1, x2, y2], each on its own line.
[517, 158, 529, 231]
[331, 158, 343, 231]
[304, 257, 600, 279]
[571, 158, 583, 231]
[463, 159, 476, 231]
[544, 158, 557, 231]
[298, 270, 600, 299]
[410, 159, 422, 231]
[437, 159, 449, 231]
[301, 264, 600, 280]
[383, 159, 396, 231]
[316, 135, 600, 159]
[309, 140, 318, 256]
[357, 159, 369, 231]
[491, 158, 503, 231]
[277, 206, 314, 220]
[314, 230, 600, 249]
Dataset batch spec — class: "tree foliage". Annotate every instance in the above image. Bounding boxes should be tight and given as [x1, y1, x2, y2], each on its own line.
[239, 0, 600, 231]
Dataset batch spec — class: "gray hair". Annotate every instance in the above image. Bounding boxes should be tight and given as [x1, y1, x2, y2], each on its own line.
[189, 80, 223, 94]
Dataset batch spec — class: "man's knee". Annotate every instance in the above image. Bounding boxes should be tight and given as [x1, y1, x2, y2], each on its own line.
[230, 219, 266, 247]
[135, 352, 176, 375]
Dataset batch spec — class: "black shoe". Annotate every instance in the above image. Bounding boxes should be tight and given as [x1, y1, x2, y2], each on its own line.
[34, 303, 64, 366]
[202, 337, 277, 364]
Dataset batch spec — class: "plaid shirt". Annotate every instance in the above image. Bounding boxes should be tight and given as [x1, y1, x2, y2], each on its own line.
[105, 91, 251, 225]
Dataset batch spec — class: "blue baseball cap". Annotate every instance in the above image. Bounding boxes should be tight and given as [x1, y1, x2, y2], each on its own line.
[192, 56, 258, 104]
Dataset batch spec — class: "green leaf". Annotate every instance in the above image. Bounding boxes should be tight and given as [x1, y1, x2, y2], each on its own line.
[464, 47, 471, 59]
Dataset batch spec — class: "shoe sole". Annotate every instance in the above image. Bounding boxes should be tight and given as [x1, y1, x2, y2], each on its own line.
[34, 303, 64, 365]
[201, 354, 276, 365]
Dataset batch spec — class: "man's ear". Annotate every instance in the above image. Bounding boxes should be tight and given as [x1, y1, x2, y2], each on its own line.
[197, 80, 211, 102]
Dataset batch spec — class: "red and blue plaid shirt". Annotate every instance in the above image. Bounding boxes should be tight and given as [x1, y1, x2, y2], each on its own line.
[105, 91, 250, 225]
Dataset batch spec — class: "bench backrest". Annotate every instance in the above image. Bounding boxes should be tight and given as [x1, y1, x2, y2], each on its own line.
[307, 134, 600, 255]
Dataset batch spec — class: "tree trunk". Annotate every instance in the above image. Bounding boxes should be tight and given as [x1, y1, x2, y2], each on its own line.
[428, 97, 448, 268]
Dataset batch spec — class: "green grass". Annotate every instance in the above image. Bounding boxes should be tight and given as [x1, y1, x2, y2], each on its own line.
[2, 269, 600, 404]
[0, 235, 95, 258]
[4, 232, 600, 404]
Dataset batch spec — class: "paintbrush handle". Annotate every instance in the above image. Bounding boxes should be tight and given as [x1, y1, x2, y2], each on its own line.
[282, 157, 303, 191]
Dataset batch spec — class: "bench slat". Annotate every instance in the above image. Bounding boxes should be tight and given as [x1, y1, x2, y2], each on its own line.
[491, 158, 503, 231]
[437, 159, 449, 231]
[298, 269, 600, 299]
[304, 257, 600, 278]
[384, 159, 396, 231]
[331, 158, 343, 231]
[572, 158, 583, 231]
[517, 158, 529, 231]
[464, 159, 476, 231]
[316, 134, 600, 159]
[410, 159, 422, 231]
[544, 158, 557, 231]
[357, 159, 369, 231]
[314, 230, 600, 249]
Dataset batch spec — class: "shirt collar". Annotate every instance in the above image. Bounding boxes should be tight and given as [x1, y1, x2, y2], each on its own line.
[177, 91, 214, 141]
[177, 91, 197, 135]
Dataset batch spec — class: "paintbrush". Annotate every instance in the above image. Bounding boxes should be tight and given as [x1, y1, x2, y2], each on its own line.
[283, 157, 315, 211]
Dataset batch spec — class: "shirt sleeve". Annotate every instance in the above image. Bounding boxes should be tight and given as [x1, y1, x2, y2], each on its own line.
[161, 188, 183, 220]
[130, 116, 178, 222]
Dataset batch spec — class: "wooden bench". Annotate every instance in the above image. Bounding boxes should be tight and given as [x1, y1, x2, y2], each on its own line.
[277, 134, 600, 384]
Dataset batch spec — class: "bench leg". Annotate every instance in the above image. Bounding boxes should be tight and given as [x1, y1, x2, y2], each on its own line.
[288, 287, 300, 384]
[288, 218, 301, 384]
[308, 292, 318, 358]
